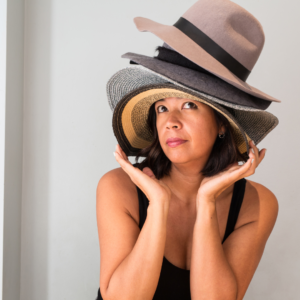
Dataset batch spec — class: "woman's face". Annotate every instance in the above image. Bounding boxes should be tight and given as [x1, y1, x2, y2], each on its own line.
[154, 97, 223, 164]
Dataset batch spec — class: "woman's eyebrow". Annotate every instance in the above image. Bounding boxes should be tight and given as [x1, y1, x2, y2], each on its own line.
[156, 98, 182, 103]
[155, 98, 189, 106]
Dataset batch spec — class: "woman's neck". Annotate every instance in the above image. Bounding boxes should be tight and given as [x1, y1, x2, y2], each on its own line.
[161, 162, 205, 206]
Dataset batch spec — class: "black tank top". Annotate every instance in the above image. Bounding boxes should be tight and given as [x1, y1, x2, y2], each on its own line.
[95, 163, 246, 300]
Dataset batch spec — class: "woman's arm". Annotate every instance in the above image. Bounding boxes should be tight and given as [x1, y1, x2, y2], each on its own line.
[190, 184, 278, 300]
[97, 169, 170, 300]
[190, 200, 238, 300]
[189, 140, 278, 300]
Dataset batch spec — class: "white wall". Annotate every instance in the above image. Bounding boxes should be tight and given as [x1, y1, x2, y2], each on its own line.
[0, 0, 296, 299]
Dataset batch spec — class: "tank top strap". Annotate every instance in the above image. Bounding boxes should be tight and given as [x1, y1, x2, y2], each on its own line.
[222, 178, 247, 244]
[132, 163, 149, 230]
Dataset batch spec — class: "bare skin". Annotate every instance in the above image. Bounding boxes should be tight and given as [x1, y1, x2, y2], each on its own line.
[102, 166, 261, 270]
[96, 97, 278, 300]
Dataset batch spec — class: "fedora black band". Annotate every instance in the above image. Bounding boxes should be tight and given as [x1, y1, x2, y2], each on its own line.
[152, 46, 223, 78]
[173, 17, 251, 82]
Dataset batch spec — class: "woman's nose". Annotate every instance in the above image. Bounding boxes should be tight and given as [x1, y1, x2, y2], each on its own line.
[166, 113, 182, 129]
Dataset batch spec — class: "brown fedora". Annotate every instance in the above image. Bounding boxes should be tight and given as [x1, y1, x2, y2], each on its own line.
[122, 0, 281, 104]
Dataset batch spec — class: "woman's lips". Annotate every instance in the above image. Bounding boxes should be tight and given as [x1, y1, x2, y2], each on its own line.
[166, 140, 187, 148]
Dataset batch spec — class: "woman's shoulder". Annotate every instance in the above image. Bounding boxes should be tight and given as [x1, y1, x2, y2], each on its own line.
[245, 179, 279, 209]
[237, 179, 279, 230]
[98, 163, 142, 191]
[96, 166, 140, 224]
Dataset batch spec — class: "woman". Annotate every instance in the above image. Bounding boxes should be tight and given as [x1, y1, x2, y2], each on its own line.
[96, 0, 280, 299]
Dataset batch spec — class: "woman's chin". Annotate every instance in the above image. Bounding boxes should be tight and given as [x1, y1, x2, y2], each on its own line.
[163, 144, 198, 163]
[166, 152, 192, 164]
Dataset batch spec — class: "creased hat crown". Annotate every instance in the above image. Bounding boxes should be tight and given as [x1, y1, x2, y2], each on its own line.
[130, 0, 280, 99]
[180, 0, 265, 72]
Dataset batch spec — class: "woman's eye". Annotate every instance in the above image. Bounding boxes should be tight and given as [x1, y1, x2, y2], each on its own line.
[157, 105, 167, 113]
[157, 102, 197, 113]
[183, 102, 198, 109]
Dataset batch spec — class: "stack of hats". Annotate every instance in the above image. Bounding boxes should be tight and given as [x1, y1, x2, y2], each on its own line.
[106, 0, 280, 157]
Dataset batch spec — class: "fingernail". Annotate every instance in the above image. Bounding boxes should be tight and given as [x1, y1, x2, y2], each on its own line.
[113, 151, 116, 157]
[251, 148, 255, 154]
[251, 158, 254, 164]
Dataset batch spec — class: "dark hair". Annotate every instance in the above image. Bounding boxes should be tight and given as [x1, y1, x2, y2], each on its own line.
[134, 101, 249, 180]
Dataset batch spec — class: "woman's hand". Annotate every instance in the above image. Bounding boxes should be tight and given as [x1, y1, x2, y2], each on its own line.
[196, 140, 266, 206]
[114, 144, 172, 207]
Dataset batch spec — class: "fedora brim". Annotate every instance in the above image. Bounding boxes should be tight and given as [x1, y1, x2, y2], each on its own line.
[108, 68, 279, 157]
[131, 16, 281, 104]
[122, 52, 272, 111]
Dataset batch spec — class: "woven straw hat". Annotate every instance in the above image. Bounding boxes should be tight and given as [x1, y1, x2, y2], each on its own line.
[107, 65, 279, 157]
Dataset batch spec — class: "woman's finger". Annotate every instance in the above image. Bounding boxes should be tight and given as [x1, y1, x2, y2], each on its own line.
[115, 144, 158, 180]
[142, 167, 156, 179]
[225, 151, 254, 182]
[114, 145, 132, 169]
[198, 141, 265, 201]
[259, 148, 267, 162]
[232, 141, 264, 179]
[115, 144, 129, 162]
[249, 140, 258, 167]
[217, 148, 256, 187]
[113, 144, 148, 185]
[206, 157, 252, 192]
[251, 140, 266, 167]
[223, 162, 240, 172]
[113, 145, 162, 196]
[247, 140, 265, 171]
